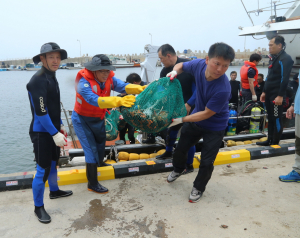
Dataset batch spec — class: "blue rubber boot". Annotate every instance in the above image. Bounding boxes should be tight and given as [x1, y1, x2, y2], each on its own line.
[279, 170, 300, 182]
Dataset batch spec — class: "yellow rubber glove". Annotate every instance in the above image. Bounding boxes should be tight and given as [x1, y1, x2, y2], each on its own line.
[97, 95, 136, 109]
[125, 84, 147, 94]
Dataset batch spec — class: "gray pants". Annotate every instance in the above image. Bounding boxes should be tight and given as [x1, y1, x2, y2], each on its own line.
[292, 114, 300, 173]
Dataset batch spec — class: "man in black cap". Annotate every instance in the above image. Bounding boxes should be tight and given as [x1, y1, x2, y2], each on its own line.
[27, 42, 73, 224]
[71, 54, 145, 194]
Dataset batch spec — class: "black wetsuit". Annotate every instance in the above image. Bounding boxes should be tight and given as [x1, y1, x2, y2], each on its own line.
[229, 80, 240, 105]
[263, 51, 294, 144]
[26, 66, 62, 207]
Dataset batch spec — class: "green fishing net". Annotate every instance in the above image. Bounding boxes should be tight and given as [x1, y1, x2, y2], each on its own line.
[121, 77, 187, 133]
[105, 111, 119, 141]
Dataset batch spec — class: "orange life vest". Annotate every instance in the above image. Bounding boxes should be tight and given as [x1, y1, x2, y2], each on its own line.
[240, 61, 258, 90]
[74, 68, 114, 119]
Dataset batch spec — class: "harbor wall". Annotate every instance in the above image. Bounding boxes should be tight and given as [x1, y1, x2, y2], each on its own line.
[0, 47, 269, 67]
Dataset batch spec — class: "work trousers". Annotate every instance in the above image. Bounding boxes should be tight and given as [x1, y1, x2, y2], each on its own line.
[173, 122, 224, 192]
[265, 95, 284, 144]
[119, 123, 135, 144]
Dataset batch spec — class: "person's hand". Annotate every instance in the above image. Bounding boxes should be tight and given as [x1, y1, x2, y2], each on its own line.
[274, 96, 283, 105]
[260, 92, 265, 102]
[98, 95, 136, 108]
[52, 132, 67, 147]
[168, 118, 183, 128]
[185, 103, 191, 115]
[125, 84, 146, 94]
[252, 95, 257, 102]
[286, 105, 295, 119]
[60, 124, 67, 137]
[166, 70, 177, 81]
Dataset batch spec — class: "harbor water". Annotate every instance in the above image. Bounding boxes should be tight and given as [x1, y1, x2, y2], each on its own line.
[0, 66, 269, 174]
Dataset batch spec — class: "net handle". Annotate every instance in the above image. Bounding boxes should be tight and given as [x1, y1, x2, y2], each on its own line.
[105, 119, 113, 132]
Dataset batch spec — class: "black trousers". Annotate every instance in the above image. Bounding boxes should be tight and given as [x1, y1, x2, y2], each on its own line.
[242, 90, 253, 105]
[173, 122, 224, 192]
[119, 123, 135, 144]
[265, 94, 284, 144]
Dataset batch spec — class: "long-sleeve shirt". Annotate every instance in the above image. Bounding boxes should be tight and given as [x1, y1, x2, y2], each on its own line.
[76, 76, 128, 107]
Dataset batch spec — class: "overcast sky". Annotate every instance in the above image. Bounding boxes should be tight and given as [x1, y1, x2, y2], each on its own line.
[0, 0, 291, 60]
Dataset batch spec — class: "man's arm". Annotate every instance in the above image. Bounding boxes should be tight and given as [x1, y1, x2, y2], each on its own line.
[278, 58, 294, 97]
[248, 78, 256, 95]
[183, 107, 216, 122]
[172, 62, 184, 75]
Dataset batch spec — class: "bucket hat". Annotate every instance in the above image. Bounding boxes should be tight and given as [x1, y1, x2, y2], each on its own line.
[33, 42, 68, 64]
[84, 54, 116, 71]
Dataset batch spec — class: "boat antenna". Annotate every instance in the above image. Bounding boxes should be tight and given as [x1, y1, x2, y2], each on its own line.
[241, 0, 255, 26]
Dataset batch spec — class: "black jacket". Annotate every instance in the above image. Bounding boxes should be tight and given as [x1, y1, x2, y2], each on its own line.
[264, 51, 294, 97]
[160, 57, 195, 104]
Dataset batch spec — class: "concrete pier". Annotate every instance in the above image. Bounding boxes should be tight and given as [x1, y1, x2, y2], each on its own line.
[0, 154, 299, 238]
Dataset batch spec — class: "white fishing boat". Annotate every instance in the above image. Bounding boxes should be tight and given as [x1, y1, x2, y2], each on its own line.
[238, 0, 300, 76]
[66, 62, 84, 70]
[109, 56, 140, 68]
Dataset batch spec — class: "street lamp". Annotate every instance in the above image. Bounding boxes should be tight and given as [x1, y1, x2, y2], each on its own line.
[149, 33, 152, 45]
[77, 39, 81, 57]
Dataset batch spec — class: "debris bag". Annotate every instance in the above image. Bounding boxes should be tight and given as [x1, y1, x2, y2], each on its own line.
[105, 111, 119, 141]
[121, 77, 186, 133]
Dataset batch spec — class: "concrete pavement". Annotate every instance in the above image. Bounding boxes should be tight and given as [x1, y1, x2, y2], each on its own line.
[0, 154, 299, 238]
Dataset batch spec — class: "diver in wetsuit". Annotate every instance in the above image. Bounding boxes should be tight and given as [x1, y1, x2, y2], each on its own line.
[27, 42, 73, 224]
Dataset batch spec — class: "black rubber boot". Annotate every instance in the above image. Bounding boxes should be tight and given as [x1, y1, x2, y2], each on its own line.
[86, 163, 109, 194]
[49, 189, 73, 199]
[142, 134, 156, 144]
[156, 151, 173, 160]
[34, 205, 51, 224]
[100, 161, 112, 167]
[256, 138, 272, 146]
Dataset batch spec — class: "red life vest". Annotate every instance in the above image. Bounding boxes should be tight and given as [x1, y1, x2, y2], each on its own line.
[74, 68, 114, 119]
[240, 61, 258, 90]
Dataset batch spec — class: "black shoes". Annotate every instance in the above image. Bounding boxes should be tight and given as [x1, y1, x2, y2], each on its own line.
[256, 138, 279, 146]
[182, 164, 194, 175]
[88, 183, 109, 194]
[156, 151, 173, 160]
[49, 189, 73, 199]
[34, 205, 51, 224]
[86, 163, 109, 194]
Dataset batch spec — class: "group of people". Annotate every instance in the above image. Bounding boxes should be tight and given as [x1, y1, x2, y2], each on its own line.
[26, 35, 300, 224]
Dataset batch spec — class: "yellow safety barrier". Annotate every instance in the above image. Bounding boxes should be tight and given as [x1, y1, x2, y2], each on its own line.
[44, 166, 115, 187]
[193, 149, 251, 168]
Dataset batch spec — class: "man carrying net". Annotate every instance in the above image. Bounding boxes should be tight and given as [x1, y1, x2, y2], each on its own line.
[155, 44, 196, 175]
[166, 43, 235, 203]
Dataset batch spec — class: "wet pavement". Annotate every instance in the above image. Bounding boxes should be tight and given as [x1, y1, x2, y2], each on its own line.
[0, 154, 299, 238]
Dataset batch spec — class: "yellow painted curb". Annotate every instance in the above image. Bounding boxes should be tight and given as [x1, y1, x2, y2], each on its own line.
[193, 149, 251, 168]
[43, 166, 115, 187]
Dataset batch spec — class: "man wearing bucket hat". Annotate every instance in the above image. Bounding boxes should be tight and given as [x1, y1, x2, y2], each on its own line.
[27, 42, 73, 224]
[71, 54, 146, 194]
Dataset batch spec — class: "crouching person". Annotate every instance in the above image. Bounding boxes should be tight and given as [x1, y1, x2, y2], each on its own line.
[71, 54, 145, 194]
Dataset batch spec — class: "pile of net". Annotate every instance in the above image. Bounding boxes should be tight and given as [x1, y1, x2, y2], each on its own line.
[121, 77, 186, 133]
[105, 111, 119, 141]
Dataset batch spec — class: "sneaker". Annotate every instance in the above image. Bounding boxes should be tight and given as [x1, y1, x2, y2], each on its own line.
[189, 187, 203, 203]
[167, 170, 183, 183]
[34, 205, 51, 224]
[49, 189, 73, 199]
[156, 151, 173, 160]
[182, 164, 194, 175]
[279, 170, 300, 182]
